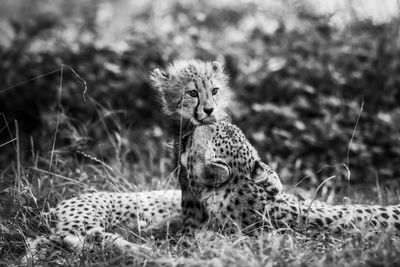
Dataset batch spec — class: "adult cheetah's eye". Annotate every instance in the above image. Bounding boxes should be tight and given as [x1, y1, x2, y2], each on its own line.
[187, 90, 198, 97]
[211, 87, 219, 95]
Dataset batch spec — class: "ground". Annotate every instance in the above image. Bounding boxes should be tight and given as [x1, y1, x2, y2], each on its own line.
[1, 155, 400, 266]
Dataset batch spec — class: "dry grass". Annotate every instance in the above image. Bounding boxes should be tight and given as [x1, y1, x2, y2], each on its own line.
[1, 129, 400, 267]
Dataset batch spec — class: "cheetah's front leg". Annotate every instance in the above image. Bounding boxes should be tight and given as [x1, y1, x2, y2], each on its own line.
[85, 227, 153, 257]
[21, 236, 59, 266]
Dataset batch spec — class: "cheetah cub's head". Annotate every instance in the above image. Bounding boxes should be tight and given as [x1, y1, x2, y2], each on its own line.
[150, 60, 231, 126]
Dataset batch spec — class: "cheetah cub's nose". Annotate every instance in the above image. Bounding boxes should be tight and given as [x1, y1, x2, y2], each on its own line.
[204, 107, 214, 115]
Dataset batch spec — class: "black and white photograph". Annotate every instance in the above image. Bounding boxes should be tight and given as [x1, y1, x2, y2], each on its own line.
[1, 0, 400, 266]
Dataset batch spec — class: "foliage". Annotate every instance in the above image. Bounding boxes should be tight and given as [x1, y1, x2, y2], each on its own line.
[1, 1, 399, 187]
[1, 0, 400, 265]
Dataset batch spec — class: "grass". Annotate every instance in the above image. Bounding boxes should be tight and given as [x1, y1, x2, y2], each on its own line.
[1, 2, 400, 262]
[1, 119, 400, 267]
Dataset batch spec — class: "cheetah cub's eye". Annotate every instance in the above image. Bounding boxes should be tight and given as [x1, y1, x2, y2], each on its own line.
[211, 87, 219, 95]
[187, 90, 198, 97]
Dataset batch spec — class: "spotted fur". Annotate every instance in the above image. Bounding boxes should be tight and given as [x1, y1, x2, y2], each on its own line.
[184, 123, 400, 234]
[22, 97, 283, 264]
[151, 59, 282, 233]
[22, 190, 182, 263]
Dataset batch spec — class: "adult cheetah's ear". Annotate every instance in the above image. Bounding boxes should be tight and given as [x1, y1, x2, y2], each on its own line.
[253, 160, 282, 197]
[252, 160, 275, 183]
[211, 61, 223, 73]
[203, 160, 230, 187]
[252, 161, 265, 181]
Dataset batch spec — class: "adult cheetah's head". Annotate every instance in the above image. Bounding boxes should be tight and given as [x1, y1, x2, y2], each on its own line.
[150, 59, 231, 126]
[182, 121, 282, 198]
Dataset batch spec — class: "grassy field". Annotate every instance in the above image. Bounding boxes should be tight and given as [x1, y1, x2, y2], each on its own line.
[1, 162, 400, 266]
[1, 0, 400, 266]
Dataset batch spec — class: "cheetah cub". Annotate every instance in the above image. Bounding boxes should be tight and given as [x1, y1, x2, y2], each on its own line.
[151, 59, 231, 129]
[151, 60, 233, 232]
[151, 60, 282, 232]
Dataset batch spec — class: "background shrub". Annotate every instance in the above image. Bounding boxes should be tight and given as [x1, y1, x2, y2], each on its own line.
[0, 0, 399, 189]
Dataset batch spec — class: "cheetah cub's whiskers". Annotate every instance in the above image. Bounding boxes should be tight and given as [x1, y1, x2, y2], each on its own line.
[151, 59, 232, 128]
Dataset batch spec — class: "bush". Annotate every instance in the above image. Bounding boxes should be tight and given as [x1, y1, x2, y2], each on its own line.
[0, 0, 399, 188]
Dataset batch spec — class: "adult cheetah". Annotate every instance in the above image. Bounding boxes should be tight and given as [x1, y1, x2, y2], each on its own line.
[22, 59, 283, 263]
[22, 190, 181, 263]
[21, 123, 282, 264]
[183, 122, 400, 234]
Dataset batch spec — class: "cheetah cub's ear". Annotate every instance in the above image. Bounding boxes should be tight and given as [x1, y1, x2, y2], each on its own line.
[150, 68, 169, 91]
[212, 61, 223, 73]
[150, 68, 170, 107]
[152, 68, 169, 80]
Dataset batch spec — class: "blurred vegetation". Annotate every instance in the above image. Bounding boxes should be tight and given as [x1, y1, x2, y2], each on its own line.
[1, 0, 400, 191]
[1, 1, 400, 265]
